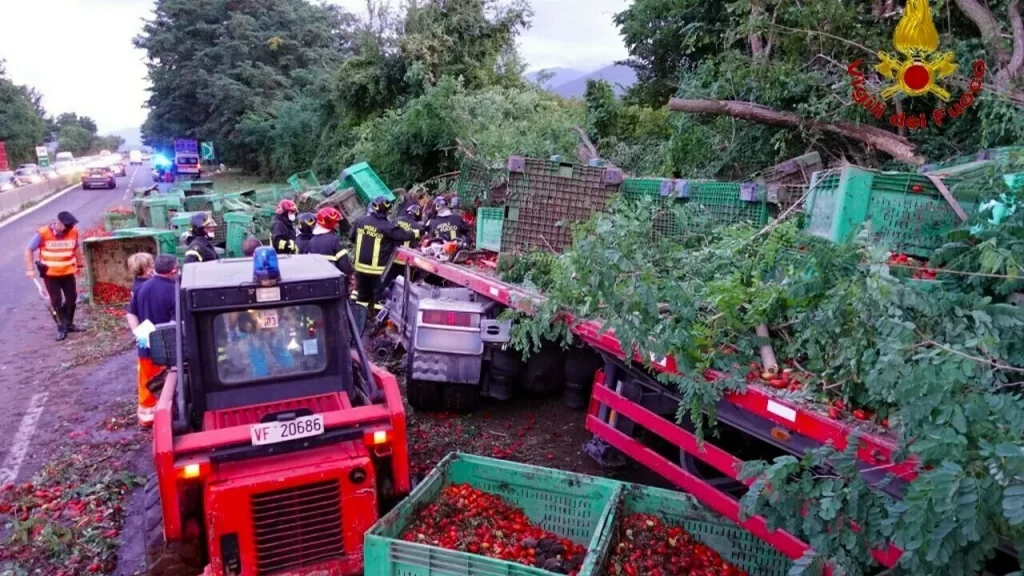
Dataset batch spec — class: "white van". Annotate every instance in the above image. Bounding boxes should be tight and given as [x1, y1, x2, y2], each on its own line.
[129, 150, 143, 165]
[54, 152, 76, 175]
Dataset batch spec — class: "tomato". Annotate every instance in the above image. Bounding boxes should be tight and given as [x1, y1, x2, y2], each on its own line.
[828, 406, 842, 419]
[767, 378, 787, 389]
[853, 409, 868, 420]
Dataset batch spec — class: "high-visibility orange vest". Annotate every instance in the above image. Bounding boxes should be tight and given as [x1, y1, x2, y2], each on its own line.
[37, 225, 79, 276]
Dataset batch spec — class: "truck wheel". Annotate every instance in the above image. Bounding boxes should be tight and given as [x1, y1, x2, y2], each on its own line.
[490, 347, 525, 379]
[522, 343, 566, 395]
[406, 378, 441, 412]
[145, 474, 204, 576]
[442, 383, 480, 413]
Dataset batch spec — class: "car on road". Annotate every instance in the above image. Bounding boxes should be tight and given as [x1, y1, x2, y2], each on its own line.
[81, 164, 116, 189]
[129, 150, 143, 165]
[0, 171, 20, 192]
[106, 156, 127, 177]
[14, 164, 43, 184]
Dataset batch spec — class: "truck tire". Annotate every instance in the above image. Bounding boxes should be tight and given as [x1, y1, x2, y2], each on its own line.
[522, 343, 566, 395]
[144, 474, 204, 576]
[407, 378, 441, 412]
[490, 347, 525, 379]
[442, 383, 480, 413]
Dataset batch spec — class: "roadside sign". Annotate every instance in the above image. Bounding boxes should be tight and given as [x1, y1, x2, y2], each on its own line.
[201, 141, 215, 161]
[35, 146, 50, 168]
[0, 141, 8, 171]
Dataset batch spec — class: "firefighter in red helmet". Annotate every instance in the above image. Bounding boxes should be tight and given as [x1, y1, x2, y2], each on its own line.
[307, 207, 355, 275]
[270, 199, 299, 254]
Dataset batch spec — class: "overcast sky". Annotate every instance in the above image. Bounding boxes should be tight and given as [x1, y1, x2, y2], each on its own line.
[0, 0, 629, 137]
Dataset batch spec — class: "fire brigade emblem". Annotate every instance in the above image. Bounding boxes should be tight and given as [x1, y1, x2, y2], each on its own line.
[875, 0, 958, 100]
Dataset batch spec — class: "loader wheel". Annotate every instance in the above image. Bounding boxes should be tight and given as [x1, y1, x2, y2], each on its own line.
[441, 383, 480, 413]
[406, 378, 441, 412]
[145, 474, 204, 576]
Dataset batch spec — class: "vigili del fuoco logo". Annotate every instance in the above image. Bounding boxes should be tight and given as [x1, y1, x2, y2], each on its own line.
[846, 0, 986, 130]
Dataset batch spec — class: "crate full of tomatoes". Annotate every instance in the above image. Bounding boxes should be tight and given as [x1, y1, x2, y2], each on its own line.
[593, 484, 792, 576]
[365, 454, 794, 576]
[364, 453, 618, 576]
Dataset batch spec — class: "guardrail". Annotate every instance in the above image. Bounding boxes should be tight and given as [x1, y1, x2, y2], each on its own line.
[0, 174, 78, 221]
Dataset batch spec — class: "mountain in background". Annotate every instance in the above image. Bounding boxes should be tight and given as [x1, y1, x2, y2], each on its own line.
[524, 67, 585, 90]
[524, 64, 637, 99]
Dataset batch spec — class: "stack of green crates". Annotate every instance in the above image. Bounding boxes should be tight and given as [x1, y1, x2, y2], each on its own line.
[112, 228, 178, 256]
[804, 166, 978, 257]
[341, 162, 395, 204]
[103, 211, 136, 231]
[224, 212, 255, 257]
[287, 170, 320, 193]
[475, 207, 504, 252]
[364, 453, 792, 576]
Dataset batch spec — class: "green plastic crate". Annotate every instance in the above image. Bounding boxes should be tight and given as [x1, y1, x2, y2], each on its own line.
[364, 453, 619, 576]
[224, 212, 255, 257]
[287, 170, 320, 192]
[104, 211, 136, 231]
[476, 207, 504, 252]
[113, 228, 178, 256]
[183, 194, 214, 213]
[83, 235, 163, 304]
[189, 180, 215, 191]
[342, 162, 396, 205]
[804, 166, 978, 257]
[592, 484, 792, 576]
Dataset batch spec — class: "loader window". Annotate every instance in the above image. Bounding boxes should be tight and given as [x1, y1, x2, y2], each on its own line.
[214, 305, 328, 384]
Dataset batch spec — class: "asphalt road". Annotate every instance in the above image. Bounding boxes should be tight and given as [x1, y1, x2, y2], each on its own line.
[0, 161, 148, 484]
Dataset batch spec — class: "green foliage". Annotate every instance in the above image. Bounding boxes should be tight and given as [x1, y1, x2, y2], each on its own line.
[344, 78, 581, 187]
[0, 62, 47, 166]
[135, 0, 357, 170]
[508, 194, 1024, 574]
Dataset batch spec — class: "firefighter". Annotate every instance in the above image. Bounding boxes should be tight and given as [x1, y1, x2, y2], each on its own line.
[350, 196, 413, 311]
[395, 203, 425, 248]
[296, 212, 316, 254]
[183, 213, 219, 263]
[426, 196, 471, 244]
[307, 207, 355, 275]
[25, 211, 85, 341]
[270, 199, 299, 254]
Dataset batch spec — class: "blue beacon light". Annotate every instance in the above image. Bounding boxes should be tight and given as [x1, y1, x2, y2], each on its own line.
[252, 247, 281, 286]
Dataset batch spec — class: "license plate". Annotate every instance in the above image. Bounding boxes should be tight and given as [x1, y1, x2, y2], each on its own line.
[250, 415, 324, 446]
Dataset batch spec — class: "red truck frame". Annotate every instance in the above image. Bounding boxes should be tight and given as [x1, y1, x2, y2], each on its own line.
[395, 246, 908, 569]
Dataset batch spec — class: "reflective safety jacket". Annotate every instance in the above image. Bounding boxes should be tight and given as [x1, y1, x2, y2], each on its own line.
[394, 215, 425, 248]
[37, 225, 80, 277]
[270, 214, 298, 254]
[349, 213, 413, 276]
[308, 230, 355, 275]
[426, 212, 471, 242]
[184, 236, 219, 264]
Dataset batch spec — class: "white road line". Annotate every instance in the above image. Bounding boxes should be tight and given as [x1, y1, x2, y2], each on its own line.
[0, 182, 81, 230]
[123, 165, 139, 200]
[0, 392, 49, 485]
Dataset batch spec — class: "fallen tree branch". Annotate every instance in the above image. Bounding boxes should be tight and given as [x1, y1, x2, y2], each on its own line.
[667, 98, 925, 165]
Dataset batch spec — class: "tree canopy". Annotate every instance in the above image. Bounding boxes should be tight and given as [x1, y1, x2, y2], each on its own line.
[0, 61, 47, 166]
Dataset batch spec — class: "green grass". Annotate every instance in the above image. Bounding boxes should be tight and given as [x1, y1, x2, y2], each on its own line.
[206, 170, 268, 192]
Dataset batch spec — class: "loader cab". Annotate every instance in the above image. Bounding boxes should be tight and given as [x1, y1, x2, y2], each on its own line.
[175, 251, 367, 430]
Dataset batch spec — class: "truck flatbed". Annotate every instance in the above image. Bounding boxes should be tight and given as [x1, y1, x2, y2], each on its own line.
[396, 246, 908, 567]
[395, 247, 914, 481]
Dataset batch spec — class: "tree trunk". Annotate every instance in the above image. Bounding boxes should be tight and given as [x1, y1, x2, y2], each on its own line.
[666, 98, 925, 165]
[996, 0, 1024, 88]
[954, 0, 1011, 67]
[749, 0, 766, 57]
